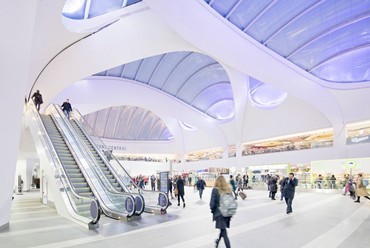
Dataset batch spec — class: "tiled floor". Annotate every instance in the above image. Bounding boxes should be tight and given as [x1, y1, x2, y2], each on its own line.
[1, 188, 370, 248]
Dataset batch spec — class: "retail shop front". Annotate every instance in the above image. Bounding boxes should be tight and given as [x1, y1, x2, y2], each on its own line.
[311, 157, 370, 191]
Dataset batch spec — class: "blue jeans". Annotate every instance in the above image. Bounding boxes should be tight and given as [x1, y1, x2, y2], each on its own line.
[64, 110, 71, 119]
[199, 188, 204, 199]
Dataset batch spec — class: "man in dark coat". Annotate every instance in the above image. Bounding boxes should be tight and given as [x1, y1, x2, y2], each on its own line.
[61, 99, 72, 119]
[283, 173, 298, 214]
[196, 177, 206, 199]
[31, 90, 43, 112]
[176, 176, 185, 207]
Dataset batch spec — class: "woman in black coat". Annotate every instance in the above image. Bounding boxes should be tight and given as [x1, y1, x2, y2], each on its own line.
[210, 176, 232, 248]
[269, 176, 278, 200]
[176, 176, 185, 207]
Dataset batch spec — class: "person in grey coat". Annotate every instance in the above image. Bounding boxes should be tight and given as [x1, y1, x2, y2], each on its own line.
[210, 176, 232, 248]
[283, 173, 298, 214]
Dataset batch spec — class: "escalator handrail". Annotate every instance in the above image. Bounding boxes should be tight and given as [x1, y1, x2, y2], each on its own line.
[72, 108, 169, 211]
[72, 119, 130, 193]
[52, 104, 136, 198]
[27, 102, 99, 224]
[70, 118, 146, 215]
[72, 109, 139, 189]
[49, 104, 137, 218]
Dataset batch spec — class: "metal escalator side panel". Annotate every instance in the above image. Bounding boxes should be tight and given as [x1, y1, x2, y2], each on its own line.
[49, 104, 136, 219]
[72, 110, 167, 214]
[26, 103, 99, 228]
[71, 118, 146, 215]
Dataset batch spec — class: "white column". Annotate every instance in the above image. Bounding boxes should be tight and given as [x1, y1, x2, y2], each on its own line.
[0, 0, 38, 230]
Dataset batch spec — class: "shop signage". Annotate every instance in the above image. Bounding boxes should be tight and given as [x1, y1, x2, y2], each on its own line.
[346, 135, 370, 145]
[159, 172, 168, 193]
[96, 144, 127, 151]
[343, 161, 358, 169]
[209, 167, 230, 174]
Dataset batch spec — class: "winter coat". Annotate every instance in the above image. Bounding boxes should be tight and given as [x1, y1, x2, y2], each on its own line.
[283, 177, 298, 199]
[230, 179, 236, 191]
[269, 178, 278, 193]
[196, 179, 206, 190]
[237, 177, 243, 188]
[32, 92, 43, 104]
[61, 101, 72, 112]
[279, 179, 285, 192]
[176, 178, 185, 196]
[210, 188, 231, 229]
[356, 176, 369, 197]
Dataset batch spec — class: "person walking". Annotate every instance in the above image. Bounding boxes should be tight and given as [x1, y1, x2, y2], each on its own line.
[236, 174, 243, 193]
[196, 177, 206, 199]
[354, 173, 370, 203]
[279, 176, 286, 201]
[168, 177, 174, 199]
[177, 175, 186, 207]
[61, 99, 72, 119]
[210, 176, 232, 248]
[269, 175, 278, 200]
[283, 173, 298, 214]
[150, 175, 156, 191]
[229, 175, 237, 200]
[31, 90, 43, 112]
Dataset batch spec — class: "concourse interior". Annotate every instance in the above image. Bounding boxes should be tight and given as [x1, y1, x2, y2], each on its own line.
[2, 188, 370, 248]
[1, 1, 370, 248]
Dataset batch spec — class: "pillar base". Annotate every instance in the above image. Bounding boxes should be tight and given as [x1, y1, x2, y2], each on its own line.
[0, 222, 9, 232]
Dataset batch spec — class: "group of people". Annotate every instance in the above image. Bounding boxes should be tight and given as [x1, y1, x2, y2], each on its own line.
[315, 174, 337, 189]
[264, 173, 299, 213]
[30, 90, 73, 119]
[209, 172, 298, 248]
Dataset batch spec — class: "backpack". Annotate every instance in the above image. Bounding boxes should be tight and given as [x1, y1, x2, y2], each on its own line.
[362, 179, 369, 187]
[218, 192, 237, 217]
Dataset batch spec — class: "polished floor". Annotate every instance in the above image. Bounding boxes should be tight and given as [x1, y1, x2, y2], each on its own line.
[1, 187, 370, 248]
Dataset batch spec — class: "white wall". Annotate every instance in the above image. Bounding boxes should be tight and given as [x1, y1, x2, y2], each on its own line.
[0, 1, 38, 229]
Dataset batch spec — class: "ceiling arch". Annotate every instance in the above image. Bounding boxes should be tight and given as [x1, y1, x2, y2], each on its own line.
[83, 105, 173, 141]
[92, 51, 235, 120]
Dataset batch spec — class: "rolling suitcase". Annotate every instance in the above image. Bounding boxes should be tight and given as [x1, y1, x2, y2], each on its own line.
[239, 191, 247, 200]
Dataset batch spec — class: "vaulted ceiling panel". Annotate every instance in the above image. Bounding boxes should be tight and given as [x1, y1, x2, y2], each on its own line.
[205, 0, 370, 83]
[93, 51, 235, 120]
[83, 106, 173, 141]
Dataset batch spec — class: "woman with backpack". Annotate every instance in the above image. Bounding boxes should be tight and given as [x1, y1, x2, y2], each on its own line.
[210, 176, 233, 248]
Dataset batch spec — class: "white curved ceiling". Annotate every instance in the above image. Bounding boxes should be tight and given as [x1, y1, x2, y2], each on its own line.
[83, 105, 173, 140]
[204, 0, 370, 84]
[23, 0, 370, 153]
[93, 51, 234, 120]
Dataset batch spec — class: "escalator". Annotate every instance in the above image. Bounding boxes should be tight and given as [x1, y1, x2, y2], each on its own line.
[71, 109, 169, 214]
[41, 115, 94, 208]
[70, 120, 123, 193]
[37, 104, 139, 222]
